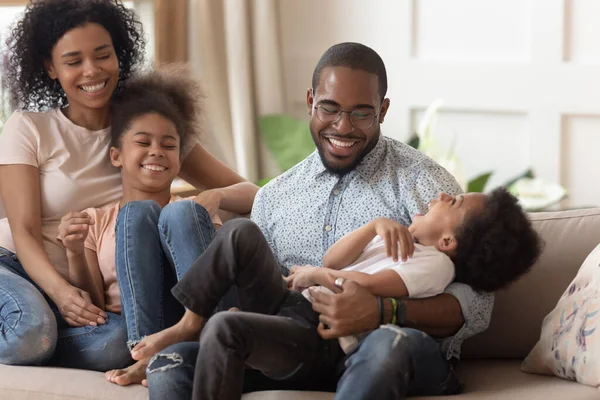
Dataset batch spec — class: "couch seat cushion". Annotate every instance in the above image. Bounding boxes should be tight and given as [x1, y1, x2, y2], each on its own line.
[2, 360, 597, 399]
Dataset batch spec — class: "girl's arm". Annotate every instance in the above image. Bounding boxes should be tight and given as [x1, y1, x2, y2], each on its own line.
[0, 165, 105, 326]
[180, 144, 258, 215]
[67, 250, 106, 310]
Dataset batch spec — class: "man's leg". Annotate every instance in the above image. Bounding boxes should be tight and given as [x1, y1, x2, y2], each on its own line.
[146, 342, 199, 400]
[334, 326, 462, 400]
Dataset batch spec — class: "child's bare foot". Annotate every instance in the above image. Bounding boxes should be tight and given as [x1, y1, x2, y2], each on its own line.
[131, 311, 204, 361]
[105, 358, 149, 386]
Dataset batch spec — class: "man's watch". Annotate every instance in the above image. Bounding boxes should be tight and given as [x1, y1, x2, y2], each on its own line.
[395, 298, 406, 327]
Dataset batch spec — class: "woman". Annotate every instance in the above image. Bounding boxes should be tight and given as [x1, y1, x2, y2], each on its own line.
[0, 0, 256, 372]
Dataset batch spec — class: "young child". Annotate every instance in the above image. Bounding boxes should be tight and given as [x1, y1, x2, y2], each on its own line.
[57, 67, 257, 386]
[133, 188, 542, 399]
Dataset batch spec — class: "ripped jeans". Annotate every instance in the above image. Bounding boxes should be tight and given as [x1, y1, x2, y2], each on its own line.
[145, 219, 463, 400]
[115, 200, 216, 350]
[0, 247, 131, 371]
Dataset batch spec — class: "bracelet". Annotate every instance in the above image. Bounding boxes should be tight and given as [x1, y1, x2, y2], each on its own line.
[389, 297, 398, 325]
[377, 296, 384, 326]
[395, 298, 406, 327]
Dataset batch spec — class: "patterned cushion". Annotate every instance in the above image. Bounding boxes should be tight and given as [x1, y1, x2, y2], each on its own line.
[521, 243, 600, 387]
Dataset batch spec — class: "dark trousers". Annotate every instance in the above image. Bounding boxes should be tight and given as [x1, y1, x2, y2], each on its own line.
[170, 219, 343, 400]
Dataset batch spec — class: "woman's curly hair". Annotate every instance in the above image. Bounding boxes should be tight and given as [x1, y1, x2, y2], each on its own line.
[110, 64, 204, 157]
[452, 187, 544, 292]
[3, 0, 145, 111]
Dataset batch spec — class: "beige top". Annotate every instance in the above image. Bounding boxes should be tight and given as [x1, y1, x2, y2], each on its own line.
[0, 109, 122, 278]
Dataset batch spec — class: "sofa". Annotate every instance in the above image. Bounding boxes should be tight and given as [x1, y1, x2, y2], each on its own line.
[2, 207, 600, 399]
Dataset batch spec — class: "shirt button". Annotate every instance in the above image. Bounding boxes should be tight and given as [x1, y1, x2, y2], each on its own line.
[333, 189, 340, 196]
[325, 225, 332, 232]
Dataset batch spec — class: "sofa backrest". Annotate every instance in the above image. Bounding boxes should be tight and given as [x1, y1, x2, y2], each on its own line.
[461, 207, 600, 360]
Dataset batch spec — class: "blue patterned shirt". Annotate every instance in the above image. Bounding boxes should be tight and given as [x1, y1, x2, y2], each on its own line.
[251, 135, 494, 360]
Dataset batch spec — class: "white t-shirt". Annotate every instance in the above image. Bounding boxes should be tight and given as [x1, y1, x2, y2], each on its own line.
[0, 109, 122, 278]
[303, 236, 455, 353]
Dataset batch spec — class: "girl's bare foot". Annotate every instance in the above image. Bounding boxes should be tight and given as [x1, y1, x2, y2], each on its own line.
[105, 358, 149, 386]
[131, 311, 204, 361]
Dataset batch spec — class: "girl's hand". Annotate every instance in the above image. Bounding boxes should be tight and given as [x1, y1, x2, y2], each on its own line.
[372, 218, 414, 262]
[193, 189, 223, 218]
[285, 265, 320, 292]
[57, 212, 94, 255]
[52, 283, 107, 327]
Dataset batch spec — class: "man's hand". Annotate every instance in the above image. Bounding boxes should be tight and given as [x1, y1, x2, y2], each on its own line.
[372, 218, 414, 262]
[310, 272, 379, 340]
[57, 212, 94, 255]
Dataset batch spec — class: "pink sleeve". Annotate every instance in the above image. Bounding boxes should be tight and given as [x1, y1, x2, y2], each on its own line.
[0, 111, 40, 167]
[83, 208, 99, 252]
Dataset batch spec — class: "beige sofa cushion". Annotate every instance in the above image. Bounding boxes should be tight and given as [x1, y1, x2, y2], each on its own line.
[3, 361, 597, 400]
[462, 208, 600, 360]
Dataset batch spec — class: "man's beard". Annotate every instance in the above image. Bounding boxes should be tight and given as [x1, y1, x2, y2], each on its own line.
[312, 127, 381, 176]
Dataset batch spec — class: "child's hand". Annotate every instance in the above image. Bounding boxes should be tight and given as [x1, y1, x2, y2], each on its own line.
[58, 212, 94, 255]
[372, 218, 414, 262]
[193, 189, 223, 218]
[285, 265, 320, 292]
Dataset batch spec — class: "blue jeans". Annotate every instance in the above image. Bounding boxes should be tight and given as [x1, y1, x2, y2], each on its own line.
[115, 200, 216, 349]
[0, 247, 131, 371]
[147, 326, 462, 400]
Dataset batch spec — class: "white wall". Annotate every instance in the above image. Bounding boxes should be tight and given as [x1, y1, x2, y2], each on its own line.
[277, 0, 600, 208]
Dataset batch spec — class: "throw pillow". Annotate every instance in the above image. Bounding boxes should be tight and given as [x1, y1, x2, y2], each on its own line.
[521, 243, 600, 387]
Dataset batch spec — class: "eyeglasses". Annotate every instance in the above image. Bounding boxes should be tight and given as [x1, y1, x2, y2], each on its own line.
[314, 104, 379, 130]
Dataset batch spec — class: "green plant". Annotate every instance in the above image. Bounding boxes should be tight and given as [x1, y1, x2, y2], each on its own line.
[257, 114, 315, 186]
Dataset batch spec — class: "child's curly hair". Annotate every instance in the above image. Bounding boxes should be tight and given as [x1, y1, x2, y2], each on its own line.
[110, 64, 204, 157]
[3, 0, 144, 111]
[452, 188, 544, 292]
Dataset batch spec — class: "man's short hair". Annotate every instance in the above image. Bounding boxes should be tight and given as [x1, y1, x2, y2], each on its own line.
[312, 42, 388, 100]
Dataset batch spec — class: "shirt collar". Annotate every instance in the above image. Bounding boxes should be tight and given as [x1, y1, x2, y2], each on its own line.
[310, 135, 387, 180]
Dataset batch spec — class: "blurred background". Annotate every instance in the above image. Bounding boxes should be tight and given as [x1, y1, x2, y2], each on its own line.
[1, 0, 599, 212]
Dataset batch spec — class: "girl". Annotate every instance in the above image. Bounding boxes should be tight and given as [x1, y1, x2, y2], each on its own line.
[0, 0, 256, 371]
[58, 66, 252, 386]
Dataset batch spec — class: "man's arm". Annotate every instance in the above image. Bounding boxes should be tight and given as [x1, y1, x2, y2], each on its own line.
[383, 294, 463, 337]
[310, 273, 466, 339]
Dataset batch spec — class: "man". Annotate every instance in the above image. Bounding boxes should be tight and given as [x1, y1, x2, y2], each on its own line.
[145, 42, 493, 399]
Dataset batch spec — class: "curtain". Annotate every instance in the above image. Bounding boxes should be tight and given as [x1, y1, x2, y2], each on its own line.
[187, 0, 285, 181]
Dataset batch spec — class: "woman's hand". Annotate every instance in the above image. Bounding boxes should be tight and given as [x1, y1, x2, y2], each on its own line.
[285, 265, 321, 292]
[372, 218, 414, 262]
[57, 212, 94, 256]
[193, 189, 223, 218]
[52, 283, 107, 327]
